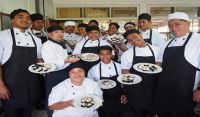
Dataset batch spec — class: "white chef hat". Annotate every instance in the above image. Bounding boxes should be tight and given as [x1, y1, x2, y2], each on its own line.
[64, 21, 75, 27]
[167, 12, 189, 22]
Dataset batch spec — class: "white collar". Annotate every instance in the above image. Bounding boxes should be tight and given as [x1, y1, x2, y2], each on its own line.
[100, 61, 113, 66]
[13, 27, 29, 35]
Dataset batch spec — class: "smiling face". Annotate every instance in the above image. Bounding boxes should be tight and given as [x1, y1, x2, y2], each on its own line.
[88, 30, 100, 41]
[108, 24, 118, 35]
[48, 30, 64, 42]
[12, 12, 31, 31]
[32, 20, 44, 31]
[69, 68, 85, 86]
[138, 19, 151, 31]
[78, 27, 87, 36]
[168, 19, 190, 38]
[99, 49, 112, 64]
[127, 33, 146, 47]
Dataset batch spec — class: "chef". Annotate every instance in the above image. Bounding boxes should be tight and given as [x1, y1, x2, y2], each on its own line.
[63, 21, 80, 49]
[0, 9, 42, 117]
[77, 23, 89, 41]
[155, 12, 200, 117]
[123, 22, 136, 49]
[121, 29, 159, 117]
[29, 13, 48, 110]
[48, 62, 103, 117]
[138, 13, 165, 49]
[124, 22, 136, 32]
[29, 13, 48, 44]
[73, 26, 112, 74]
[41, 25, 80, 117]
[88, 46, 132, 117]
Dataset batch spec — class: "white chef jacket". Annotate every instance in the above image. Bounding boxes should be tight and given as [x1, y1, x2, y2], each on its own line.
[140, 29, 165, 49]
[73, 39, 113, 54]
[64, 33, 80, 41]
[157, 32, 200, 90]
[88, 61, 121, 81]
[121, 44, 159, 70]
[0, 28, 42, 65]
[48, 78, 103, 117]
[41, 40, 70, 71]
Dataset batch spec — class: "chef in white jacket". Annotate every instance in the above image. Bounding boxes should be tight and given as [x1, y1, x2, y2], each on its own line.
[42, 25, 80, 117]
[48, 62, 103, 117]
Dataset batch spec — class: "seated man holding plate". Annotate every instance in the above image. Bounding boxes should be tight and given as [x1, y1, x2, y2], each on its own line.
[121, 29, 160, 117]
[48, 63, 103, 117]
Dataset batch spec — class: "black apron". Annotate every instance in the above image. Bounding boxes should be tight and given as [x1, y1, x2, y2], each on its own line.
[155, 32, 198, 116]
[98, 62, 125, 117]
[124, 44, 157, 112]
[80, 39, 100, 74]
[143, 29, 152, 45]
[1, 28, 40, 108]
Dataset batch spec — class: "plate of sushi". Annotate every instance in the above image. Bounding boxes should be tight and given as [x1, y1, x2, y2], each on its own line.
[80, 53, 99, 62]
[67, 40, 79, 45]
[107, 34, 126, 44]
[73, 95, 103, 110]
[97, 79, 116, 89]
[117, 74, 142, 85]
[28, 63, 56, 74]
[133, 63, 162, 74]
[67, 54, 81, 59]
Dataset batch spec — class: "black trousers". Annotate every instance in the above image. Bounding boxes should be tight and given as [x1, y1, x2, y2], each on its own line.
[4, 106, 33, 117]
[129, 105, 155, 117]
[156, 111, 194, 117]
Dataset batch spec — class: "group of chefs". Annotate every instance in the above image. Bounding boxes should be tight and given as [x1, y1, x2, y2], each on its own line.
[0, 8, 200, 117]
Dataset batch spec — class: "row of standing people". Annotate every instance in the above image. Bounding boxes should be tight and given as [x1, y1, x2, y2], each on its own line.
[0, 8, 200, 117]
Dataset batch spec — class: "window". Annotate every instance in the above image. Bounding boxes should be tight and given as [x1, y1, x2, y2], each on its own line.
[111, 7, 137, 17]
[84, 7, 109, 18]
[56, 8, 81, 18]
[150, 7, 173, 17]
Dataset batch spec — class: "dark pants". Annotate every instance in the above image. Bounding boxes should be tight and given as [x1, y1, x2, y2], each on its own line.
[45, 68, 68, 117]
[129, 105, 155, 117]
[4, 106, 33, 117]
[157, 111, 194, 117]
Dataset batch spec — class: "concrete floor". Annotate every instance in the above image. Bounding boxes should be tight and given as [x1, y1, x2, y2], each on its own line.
[0, 109, 48, 117]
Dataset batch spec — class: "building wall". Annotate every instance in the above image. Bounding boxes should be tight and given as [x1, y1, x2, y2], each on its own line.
[0, 0, 36, 14]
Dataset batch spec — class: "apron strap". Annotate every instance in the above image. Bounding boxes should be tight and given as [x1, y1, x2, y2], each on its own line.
[99, 61, 118, 79]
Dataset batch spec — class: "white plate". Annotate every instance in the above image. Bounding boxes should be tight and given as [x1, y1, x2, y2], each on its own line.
[133, 63, 162, 74]
[67, 40, 79, 45]
[97, 79, 116, 89]
[67, 54, 80, 59]
[107, 34, 126, 44]
[117, 74, 142, 85]
[80, 53, 99, 62]
[73, 95, 102, 110]
[28, 63, 56, 74]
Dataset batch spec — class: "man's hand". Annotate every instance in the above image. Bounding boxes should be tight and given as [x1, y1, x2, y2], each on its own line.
[193, 89, 200, 103]
[65, 58, 80, 63]
[0, 85, 10, 100]
[120, 95, 127, 104]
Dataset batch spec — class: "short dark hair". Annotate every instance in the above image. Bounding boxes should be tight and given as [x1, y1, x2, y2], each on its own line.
[138, 13, 151, 21]
[30, 13, 44, 22]
[109, 22, 120, 30]
[86, 26, 100, 33]
[123, 29, 140, 39]
[10, 9, 30, 19]
[47, 25, 63, 33]
[78, 23, 89, 29]
[98, 46, 112, 53]
[88, 20, 99, 26]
